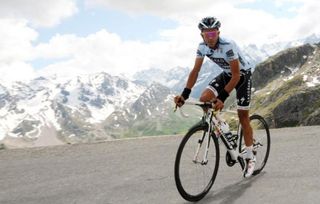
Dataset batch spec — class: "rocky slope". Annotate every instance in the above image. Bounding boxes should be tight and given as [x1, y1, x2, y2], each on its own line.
[251, 43, 320, 128]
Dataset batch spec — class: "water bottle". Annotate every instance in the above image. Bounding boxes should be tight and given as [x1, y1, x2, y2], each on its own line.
[220, 122, 233, 141]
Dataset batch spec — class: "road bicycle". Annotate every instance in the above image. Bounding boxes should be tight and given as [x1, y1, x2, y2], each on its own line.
[174, 101, 270, 202]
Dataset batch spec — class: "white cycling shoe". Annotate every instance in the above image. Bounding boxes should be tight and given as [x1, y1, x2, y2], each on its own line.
[244, 156, 256, 178]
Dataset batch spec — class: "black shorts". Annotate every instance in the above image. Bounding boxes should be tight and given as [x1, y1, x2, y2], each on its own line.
[207, 70, 252, 110]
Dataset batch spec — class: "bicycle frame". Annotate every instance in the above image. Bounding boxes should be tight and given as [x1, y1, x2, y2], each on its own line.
[175, 100, 271, 202]
[210, 110, 246, 170]
[177, 101, 246, 170]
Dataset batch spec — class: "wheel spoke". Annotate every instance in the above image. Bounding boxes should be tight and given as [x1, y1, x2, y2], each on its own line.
[175, 127, 220, 202]
[239, 115, 271, 175]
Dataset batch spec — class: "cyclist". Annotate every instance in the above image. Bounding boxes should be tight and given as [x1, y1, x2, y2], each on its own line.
[174, 16, 255, 177]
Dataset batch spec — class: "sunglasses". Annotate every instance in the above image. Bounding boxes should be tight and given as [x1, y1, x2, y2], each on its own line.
[203, 31, 218, 38]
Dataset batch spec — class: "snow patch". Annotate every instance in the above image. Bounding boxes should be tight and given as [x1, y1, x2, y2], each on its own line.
[306, 76, 320, 87]
[87, 105, 115, 123]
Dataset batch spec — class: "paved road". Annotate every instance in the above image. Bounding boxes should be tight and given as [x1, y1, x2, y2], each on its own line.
[0, 126, 320, 204]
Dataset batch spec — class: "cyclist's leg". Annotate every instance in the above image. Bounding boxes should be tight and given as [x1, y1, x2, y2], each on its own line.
[200, 72, 230, 102]
[238, 110, 253, 147]
[236, 71, 255, 177]
[235, 70, 253, 147]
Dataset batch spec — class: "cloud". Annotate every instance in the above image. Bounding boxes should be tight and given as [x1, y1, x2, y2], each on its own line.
[86, 0, 220, 16]
[86, 0, 320, 45]
[85, 0, 259, 18]
[0, 0, 78, 82]
[0, 18, 38, 83]
[1, 0, 320, 83]
[293, 0, 320, 36]
[0, 19, 38, 62]
[25, 0, 320, 79]
[0, 61, 36, 85]
[35, 29, 199, 77]
[0, 0, 78, 27]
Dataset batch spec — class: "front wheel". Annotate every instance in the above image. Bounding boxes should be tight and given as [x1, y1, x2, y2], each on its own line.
[174, 124, 220, 202]
[239, 114, 271, 176]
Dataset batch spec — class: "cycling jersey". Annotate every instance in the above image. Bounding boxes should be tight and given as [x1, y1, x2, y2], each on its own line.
[196, 37, 252, 74]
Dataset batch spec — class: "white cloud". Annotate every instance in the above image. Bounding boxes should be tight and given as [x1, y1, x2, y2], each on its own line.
[0, 0, 78, 82]
[22, 0, 320, 79]
[0, 19, 38, 62]
[0, 61, 36, 85]
[1, 0, 320, 83]
[35, 29, 199, 77]
[0, 18, 38, 83]
[293, 0, 320, 36]
[85, 0, 256, 18]
[86, 0, 220, 16]
[0, 0, 78, 27]
[86, 0, 320, 45]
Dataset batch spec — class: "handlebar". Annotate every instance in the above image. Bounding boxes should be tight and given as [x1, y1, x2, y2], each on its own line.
[174, 101, 216, 118]
[174, 100, 237, 118]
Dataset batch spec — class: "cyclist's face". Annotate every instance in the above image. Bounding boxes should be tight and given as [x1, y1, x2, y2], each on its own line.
[201, 29, 219, 46]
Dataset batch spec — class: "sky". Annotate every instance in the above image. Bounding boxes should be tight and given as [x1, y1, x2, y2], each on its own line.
[0, 0, 320, 83]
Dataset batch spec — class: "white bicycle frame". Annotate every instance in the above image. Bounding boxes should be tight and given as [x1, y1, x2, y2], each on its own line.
[177, 101, 245, 168]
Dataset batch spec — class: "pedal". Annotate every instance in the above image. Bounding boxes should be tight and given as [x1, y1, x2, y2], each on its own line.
[225, 152, 236, 167]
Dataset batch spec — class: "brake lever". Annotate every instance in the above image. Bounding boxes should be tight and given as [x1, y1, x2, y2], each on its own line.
[173, 105, 189, 118]
[179, 107, 189, 118]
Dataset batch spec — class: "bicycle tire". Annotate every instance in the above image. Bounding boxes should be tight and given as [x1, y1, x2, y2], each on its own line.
[174, 124, 220, 202]
[239, 114, 271, 176]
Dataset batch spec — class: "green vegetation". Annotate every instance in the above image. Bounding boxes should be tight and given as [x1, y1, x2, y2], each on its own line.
[121, 105, 203, 138]
[251, 75, 304, 116]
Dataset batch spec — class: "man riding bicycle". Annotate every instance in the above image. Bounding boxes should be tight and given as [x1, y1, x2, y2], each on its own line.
[174, 16, 255, 177]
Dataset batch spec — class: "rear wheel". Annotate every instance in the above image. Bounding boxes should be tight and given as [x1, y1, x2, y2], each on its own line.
[239, 114, 271, 175]
[174, 125, 220, 202]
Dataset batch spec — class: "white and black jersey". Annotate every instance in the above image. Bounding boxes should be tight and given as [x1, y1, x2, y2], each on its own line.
[197, 37, 253, 110]
[196, 37, 252, 74]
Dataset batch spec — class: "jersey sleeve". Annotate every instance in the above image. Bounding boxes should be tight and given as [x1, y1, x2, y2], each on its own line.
[225, 42, 239, 62]
[196, 43, 206, 58]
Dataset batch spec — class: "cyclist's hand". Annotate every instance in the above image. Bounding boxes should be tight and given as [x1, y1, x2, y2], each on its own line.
[174, 95, 185, 107]
[214, 99, 224, 111]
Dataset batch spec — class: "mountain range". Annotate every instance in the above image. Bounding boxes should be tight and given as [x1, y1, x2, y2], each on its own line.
[251, 42, 320, 127]
[1, 34, 320, 148]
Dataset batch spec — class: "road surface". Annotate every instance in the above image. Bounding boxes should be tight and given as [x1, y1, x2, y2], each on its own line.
[0, 126, 320, 204]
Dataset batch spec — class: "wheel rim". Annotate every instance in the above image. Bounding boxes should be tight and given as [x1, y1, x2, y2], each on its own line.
[240, 116, 270, 174]
[176, 129, 219, 198]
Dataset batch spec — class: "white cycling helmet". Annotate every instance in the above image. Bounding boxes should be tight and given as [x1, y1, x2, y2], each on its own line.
[198, 16, 221, 31]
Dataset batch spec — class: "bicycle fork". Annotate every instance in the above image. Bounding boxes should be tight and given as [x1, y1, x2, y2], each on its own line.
[193, 131, 210, 165]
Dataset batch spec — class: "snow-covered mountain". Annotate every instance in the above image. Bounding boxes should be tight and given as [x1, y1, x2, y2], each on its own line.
[133, 66, 190, 88]
[0, 73, 174, 147]
[133, 61, 222, 98]
[134, 33, 320, 97]
[243, 33, 320, 65]
[1, 34, 320, 148]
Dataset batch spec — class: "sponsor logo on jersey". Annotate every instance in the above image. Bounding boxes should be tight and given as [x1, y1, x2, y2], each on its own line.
[226, 49, 234, 58]
[210, 57, 230, 69]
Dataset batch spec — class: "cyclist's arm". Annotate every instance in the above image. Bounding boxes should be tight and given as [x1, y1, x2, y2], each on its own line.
[185, 57, 204, 89]
[224, 59, 240, 93]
